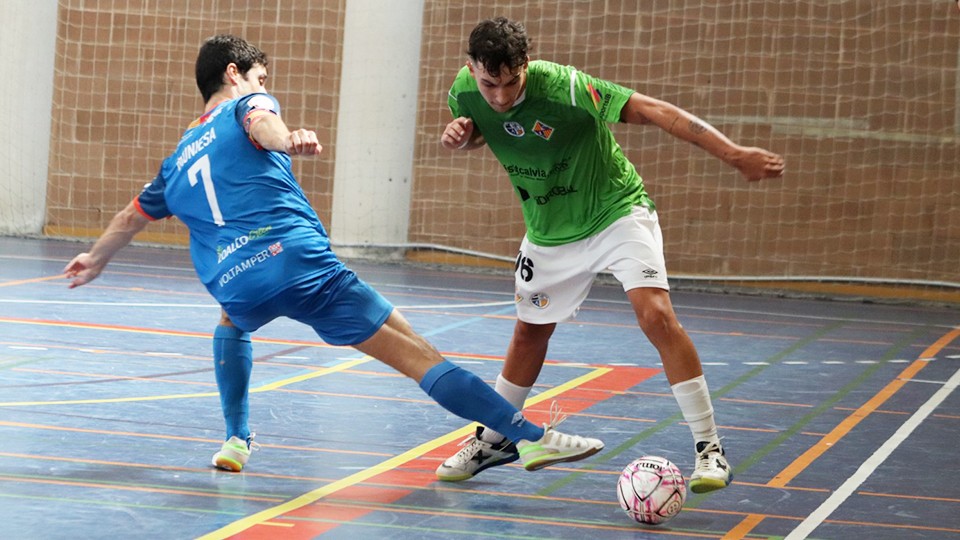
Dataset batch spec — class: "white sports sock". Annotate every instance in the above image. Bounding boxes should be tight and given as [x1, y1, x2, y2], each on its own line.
[671, 375, 720, 445]
[479, 373, 532, 443]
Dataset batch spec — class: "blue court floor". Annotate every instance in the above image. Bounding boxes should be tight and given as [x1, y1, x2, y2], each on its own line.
[0, 236, 958, 539]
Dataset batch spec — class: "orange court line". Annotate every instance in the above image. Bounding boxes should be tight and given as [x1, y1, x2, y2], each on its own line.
[768, 325, 960, 488]
[0, 316, 341, 348]
[0, 275, 65, 287]
[0, 421, 393, 458]
[721, 326, 960, 540]
[721, 513, 766, 540]
[0, 474, 284, 502]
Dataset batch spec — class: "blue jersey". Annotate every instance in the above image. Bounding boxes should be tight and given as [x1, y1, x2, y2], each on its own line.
[136, 94, 341, 313]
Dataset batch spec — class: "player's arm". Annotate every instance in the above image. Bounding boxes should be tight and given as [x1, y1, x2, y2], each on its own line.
[441, 117, 485, 151]
[620, 92, 784, 182]
[246, 112, 322, 157]
[63, 200, 151, 288]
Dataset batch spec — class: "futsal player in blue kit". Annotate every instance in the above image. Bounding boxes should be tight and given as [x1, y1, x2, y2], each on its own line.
[64, 34, 603, 474]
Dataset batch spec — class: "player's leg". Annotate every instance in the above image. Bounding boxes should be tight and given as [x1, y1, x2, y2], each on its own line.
[211, 310, 256, 472]
[437, 239, 596, 480]
[480, 319, 556, 436]
[284, 266, 603, 476]
[608, 207, 731, 493]
[626, 287, 730, 492]
[351, 308, 603, 474]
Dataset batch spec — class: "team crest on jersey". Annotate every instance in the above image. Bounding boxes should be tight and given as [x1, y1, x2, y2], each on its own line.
[530, 292, 550, 309]
[533, 120, 554, 140]
[503, 121, 525, 137]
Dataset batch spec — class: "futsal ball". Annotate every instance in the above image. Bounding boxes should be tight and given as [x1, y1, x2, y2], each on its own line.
[616, 456, 687, 525]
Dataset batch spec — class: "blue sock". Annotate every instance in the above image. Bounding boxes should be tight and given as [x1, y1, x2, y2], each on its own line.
[419, 361, 544, 442]
[213, 325, 253, 441]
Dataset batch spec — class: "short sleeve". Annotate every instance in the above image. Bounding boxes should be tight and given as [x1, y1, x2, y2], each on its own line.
[447, 65, 472, 119]
[134, 173, 170, 220]
[571, 70, 635, 123]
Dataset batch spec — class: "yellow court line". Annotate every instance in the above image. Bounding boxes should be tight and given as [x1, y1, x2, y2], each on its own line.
[195, 367, 612, 540]
[0, 358, 372, 407]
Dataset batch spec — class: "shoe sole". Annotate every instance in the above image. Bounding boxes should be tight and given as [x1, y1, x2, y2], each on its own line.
[435, 454, 519, 482]
[521, 445, 603, 472]
[213, 454, 246, 472]
[689, 474, 733, 494]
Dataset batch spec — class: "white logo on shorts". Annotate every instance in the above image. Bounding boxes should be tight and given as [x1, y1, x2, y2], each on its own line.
[530, 292, 550, 309]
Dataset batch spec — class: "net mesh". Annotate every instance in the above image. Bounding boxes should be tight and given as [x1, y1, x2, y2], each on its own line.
[413, 1, 960, 296]
[7, 0, 956, 301]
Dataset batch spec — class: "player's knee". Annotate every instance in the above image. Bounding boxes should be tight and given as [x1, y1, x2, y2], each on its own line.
[514, 320, 555, 343]
[636, 305, 679, 337]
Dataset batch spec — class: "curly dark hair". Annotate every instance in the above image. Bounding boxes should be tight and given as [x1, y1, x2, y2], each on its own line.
[466, 17, 530, 77]
[195, 34, 269, 102]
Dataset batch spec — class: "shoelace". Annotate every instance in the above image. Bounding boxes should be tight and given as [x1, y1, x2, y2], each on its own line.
[696, 438, 724, 465]
[449, 435, 483, 465]
[544, 400, 568, 430]
[247, 433, 261, 453]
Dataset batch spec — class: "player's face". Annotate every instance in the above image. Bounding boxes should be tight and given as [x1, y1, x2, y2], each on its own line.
[469, 61, 527, 113]
[237, 64, 268, 96]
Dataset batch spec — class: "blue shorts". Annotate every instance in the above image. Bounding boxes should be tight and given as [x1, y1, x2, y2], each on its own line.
[225, 265, 393, 346]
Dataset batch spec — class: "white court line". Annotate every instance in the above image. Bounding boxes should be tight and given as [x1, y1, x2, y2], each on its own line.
[0, 299, 220, 308]
[0, 298, 514, 310]
[784, 366, 960, 540]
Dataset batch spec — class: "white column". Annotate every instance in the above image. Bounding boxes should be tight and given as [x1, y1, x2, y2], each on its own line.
[330, 0, 425, 259]
[0, 1, 58, 234]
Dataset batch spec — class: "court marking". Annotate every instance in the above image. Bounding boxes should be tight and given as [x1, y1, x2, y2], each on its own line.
[0, 298, 516, 310]
[769, 326, 960, 488]
[195, 367, 615, 540]
[723, 326, 960, 539]
[784, 364, 960, 540]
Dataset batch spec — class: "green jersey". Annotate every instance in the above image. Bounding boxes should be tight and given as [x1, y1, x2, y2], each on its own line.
[448, 59, 654, 246]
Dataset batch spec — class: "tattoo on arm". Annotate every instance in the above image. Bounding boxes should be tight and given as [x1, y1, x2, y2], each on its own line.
[687, 120, 707, 135]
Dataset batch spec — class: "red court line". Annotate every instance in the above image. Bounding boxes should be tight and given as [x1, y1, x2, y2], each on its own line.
[221, 365, 659, 539]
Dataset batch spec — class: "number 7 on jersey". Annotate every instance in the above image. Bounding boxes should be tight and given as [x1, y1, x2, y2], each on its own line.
[187, 154, 225, 226]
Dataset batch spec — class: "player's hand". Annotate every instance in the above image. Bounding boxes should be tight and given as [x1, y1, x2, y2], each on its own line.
[730, 146, 785, 182]
[63, 253, 104, 289]
[285, 129, 322, 156]
[441, 117, 475, 150]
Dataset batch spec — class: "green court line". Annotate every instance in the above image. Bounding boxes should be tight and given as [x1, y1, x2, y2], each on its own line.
[535, 321, 848, 502]
[731, 327, 928, 477]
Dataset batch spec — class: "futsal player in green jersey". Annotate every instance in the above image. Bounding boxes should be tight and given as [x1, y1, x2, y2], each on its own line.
[438, 17, 784, 492]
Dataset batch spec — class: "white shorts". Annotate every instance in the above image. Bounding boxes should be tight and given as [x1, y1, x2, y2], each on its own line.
[514, 206, 669, 324]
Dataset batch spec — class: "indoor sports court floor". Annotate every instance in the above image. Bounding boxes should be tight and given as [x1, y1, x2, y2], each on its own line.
[0, 236, 958, 540]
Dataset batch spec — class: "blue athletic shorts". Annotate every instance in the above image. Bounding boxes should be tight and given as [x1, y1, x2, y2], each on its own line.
[225, 265, 393, 346]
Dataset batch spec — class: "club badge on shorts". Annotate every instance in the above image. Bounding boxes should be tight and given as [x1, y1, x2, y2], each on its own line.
[529, 292, 550, 309]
